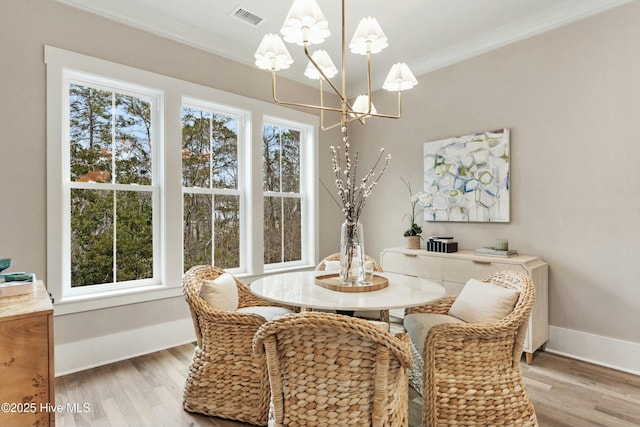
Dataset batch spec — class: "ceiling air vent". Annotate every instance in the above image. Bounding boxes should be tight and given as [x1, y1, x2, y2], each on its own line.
[230, 7, 264, 27]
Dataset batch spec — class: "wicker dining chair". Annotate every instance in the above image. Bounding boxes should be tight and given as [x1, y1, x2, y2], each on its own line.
[404, 270, 538, 427]
[253, 311, 412, 427]
[315, 253, 389, 323]
[182, 265, 294, 426]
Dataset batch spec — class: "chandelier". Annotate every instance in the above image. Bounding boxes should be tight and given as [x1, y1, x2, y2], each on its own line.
[254, 0, 418, 130]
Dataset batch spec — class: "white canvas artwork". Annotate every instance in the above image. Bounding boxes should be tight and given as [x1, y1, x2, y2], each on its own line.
[423, 129, 510, 222]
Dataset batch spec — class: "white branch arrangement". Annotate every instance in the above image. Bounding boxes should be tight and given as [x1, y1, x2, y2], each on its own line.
[329, 126, 391, 225]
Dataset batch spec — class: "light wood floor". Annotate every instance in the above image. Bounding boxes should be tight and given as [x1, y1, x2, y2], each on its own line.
[56, 342, 640, 427]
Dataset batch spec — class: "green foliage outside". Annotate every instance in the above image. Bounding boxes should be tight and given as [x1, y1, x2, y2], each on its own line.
[69, 84, 153, 287]
[262, 125, 302, 265]
[181, 107, 240, 271]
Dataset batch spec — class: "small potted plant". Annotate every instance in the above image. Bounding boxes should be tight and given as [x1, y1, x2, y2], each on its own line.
[401, 178, 427, 249]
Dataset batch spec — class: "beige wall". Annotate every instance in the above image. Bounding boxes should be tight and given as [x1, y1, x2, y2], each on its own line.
[353, 2, 640, 344]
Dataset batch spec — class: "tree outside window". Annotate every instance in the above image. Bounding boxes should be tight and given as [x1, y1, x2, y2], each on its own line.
[182, 106, 240, 271]
[68, 83, 154, 287]
[263, 124, 302, 265]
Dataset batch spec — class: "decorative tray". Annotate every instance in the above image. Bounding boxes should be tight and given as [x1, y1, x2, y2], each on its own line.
[314, 273, 388, 293]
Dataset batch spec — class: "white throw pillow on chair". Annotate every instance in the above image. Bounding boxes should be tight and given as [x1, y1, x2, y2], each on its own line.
[200, 273, 293, 322]
[199, 273, 239, 311]
[448, 278, 520, 323]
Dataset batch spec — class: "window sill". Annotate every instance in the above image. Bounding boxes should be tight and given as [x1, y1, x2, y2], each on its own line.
[53, 264, 315, 316]
[53, 285, 183, 316]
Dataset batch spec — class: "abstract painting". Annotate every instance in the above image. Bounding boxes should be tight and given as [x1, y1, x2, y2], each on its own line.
[423, 129, 510, 222]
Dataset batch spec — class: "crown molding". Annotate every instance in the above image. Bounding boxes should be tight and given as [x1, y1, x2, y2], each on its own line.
[55, 0, 634, 90]
[410, 0, 634, 77]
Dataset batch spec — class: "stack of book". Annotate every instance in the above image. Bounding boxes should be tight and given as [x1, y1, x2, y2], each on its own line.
[0, 272, 36, 298]
[474, 247, 519, 257]
[427, 236, 458, 253]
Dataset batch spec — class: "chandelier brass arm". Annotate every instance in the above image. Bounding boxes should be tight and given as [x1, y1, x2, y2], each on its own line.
[254, 0, 418, 130]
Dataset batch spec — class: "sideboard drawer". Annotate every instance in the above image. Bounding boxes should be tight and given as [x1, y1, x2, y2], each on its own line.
[381, 251, 442, 281]
[442, 258, 527, 284]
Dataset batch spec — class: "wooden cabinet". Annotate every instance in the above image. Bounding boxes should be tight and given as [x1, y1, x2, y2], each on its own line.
[381, 248, 548, 364]
[0, 281, 55, 427]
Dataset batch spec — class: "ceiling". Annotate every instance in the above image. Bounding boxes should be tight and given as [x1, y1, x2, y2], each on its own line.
[56, 0, 630, 97]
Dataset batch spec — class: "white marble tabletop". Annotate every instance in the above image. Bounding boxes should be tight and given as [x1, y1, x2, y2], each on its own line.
[250, 270, 445, 311]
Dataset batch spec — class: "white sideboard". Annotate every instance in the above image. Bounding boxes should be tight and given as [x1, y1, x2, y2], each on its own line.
[380, 247, 548, 364]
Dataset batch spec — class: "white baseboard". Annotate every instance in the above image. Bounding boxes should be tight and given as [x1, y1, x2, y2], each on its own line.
[55, 318, 196, 377]
[546, 326, 640, 376]
[55, 320, 640, 378]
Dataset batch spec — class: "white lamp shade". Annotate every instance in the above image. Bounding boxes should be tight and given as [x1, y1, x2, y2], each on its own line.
[349, 17, 388, 55]
[255, 34, 294, 71]
[304, 50, 338, 80]
[280, 0, 330, 46]
[351, 95, 377, 116]
[382, 63, 418, 91]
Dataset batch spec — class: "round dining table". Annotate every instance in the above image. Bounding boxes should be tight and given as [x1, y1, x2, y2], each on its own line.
[250, 270, 445, 312]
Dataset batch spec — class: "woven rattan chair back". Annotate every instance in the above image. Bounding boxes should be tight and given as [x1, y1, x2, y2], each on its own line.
[315, 253, 389, 323]
[253, 312, 412, 427]
[416, 270, 538, 427]
[182, 265, 275, 426]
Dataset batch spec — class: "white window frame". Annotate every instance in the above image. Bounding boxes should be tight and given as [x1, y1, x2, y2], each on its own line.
[262, 116, 314, 272]
[45, 46, 319, 315]
[181, 98, 248, 274]
[62, 73, 162, 299]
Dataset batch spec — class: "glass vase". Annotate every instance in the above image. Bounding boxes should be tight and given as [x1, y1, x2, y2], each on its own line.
[339, 220, 366, 285]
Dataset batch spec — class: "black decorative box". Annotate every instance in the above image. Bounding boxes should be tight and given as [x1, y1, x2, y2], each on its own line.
[426, 239, 458, 253]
